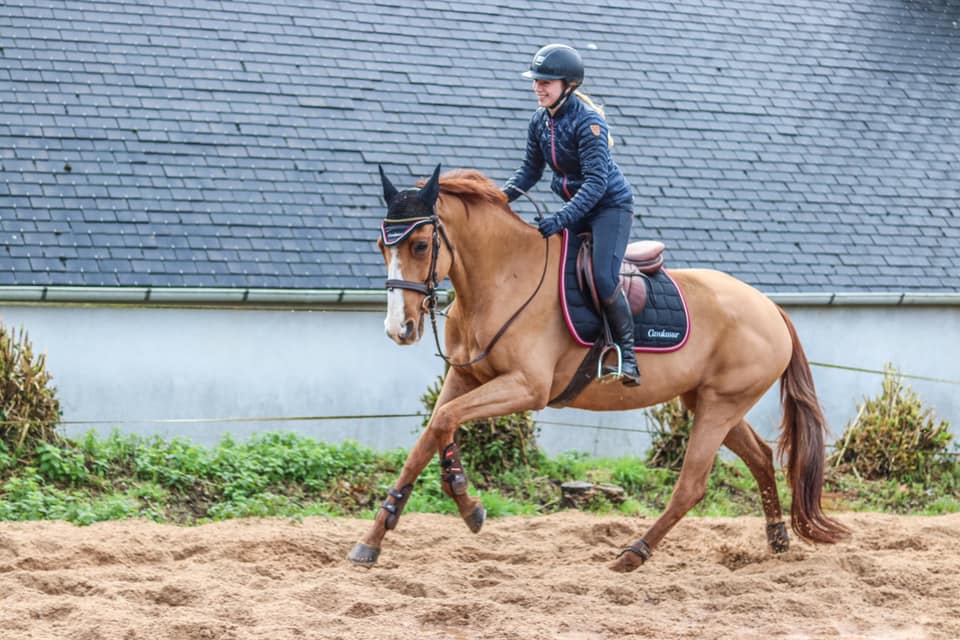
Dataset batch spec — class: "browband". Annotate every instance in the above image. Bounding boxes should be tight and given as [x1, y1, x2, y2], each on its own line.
[380, 216, 434, 246]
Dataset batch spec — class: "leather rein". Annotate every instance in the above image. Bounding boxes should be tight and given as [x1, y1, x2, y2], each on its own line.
[384, 191, 549, 368]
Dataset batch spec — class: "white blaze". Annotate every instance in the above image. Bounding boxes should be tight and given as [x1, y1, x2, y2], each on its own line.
[384, 247, 406, 337]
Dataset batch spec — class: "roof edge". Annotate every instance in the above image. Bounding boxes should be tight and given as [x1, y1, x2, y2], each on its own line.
[0, 286, 956, 307]
[768, 292, 960, 306]
[0, 286, 432, 308]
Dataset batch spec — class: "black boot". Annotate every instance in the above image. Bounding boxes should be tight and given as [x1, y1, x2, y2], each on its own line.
[601, 289, 642, 386]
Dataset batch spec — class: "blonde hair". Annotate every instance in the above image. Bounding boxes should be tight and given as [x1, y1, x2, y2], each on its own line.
[574, 90, 615, 147]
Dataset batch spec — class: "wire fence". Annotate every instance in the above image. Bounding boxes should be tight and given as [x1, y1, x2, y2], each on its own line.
[3, 360, 957, 457]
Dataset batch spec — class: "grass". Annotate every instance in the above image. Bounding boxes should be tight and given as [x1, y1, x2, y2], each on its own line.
[0, 430, 957, 526]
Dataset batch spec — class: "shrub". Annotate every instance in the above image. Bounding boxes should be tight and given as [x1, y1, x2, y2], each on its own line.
[829, 363, 953, 482]
[644, 397, 694, 471]
[0, 324, 61, 451]
[420, 375, 541, 482]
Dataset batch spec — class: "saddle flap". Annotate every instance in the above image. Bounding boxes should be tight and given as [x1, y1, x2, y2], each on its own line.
[575, 234, 602, 313]
[621, 272, 648, 317]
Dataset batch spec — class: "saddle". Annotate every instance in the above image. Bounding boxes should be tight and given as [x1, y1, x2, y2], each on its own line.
[576, 235, 665, 316]
[550, 232, 689, 407]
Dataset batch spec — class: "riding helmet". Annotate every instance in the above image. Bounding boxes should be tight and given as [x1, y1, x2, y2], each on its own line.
[522, 44, 584, 87]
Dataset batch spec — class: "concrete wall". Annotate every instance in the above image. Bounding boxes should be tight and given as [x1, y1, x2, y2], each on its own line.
[1, 302, 957, 458]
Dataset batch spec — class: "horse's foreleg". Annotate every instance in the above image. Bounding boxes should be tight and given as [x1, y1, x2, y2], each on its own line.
[437, 440, 486, 533]
[723, 420, 789, 553]
[609, 403, 738, 573]
[347, 370, 544, 566]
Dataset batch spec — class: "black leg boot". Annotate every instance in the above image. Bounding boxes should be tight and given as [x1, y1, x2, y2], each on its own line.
[601, 289, 642, 386]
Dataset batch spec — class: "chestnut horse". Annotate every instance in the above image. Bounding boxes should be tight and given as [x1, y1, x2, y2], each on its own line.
[348, 166, 847, 572]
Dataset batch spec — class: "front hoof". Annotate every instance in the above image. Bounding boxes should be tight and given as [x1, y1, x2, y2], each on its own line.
[464, 503, 486, 534]
[347, 542, 381, 566]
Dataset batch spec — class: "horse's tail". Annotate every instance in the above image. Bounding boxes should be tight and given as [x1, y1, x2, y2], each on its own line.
[776, 307, 849, 544]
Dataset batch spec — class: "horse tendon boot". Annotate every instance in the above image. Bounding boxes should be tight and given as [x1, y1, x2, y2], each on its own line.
[440, 442, 468, 496]
[380, 483, 414, 530]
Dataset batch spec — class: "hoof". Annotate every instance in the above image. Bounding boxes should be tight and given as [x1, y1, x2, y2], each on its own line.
[608, 553, 644, 573]
[464, 503, 486, 534]
[347, 542, 381, 566]
[767, 521, 790, 554]
[609, 540, 651, 573]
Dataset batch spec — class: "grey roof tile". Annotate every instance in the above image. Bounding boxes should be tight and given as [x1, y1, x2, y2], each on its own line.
[1, 0, 958, 293]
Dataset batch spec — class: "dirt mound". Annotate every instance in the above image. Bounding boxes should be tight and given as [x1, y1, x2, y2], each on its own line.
[1, 511, 957, 639]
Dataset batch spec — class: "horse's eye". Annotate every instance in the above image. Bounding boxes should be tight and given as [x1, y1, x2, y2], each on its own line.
[413, 241, 429, 255]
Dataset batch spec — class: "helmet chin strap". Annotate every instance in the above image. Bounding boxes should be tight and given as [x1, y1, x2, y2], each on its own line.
[547, 84, 575, 111]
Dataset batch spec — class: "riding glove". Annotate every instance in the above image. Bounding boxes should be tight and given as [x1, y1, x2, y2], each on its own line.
[538, 214, 565, 238]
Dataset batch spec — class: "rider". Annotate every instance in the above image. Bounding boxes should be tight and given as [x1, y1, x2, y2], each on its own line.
[503, 43, 641, 386]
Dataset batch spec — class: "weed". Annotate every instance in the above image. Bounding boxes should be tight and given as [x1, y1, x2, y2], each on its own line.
[830, 363, 953, 482]
[0, 324, 61, 451]
[644, 397, 694, 471]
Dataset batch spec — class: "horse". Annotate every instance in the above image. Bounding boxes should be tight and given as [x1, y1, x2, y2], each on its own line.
[348, 165, 848, 572]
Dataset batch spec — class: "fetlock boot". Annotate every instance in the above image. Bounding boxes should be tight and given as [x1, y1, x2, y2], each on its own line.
[601, 289, 642, 386]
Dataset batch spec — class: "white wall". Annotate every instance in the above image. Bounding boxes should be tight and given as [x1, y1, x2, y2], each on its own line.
[746, 305, 960, 446]
[0, 304, 442, 451]
[1, 302, 957, 458]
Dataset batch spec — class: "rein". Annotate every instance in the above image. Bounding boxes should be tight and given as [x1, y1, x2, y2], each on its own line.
[385, 190, 549, 368]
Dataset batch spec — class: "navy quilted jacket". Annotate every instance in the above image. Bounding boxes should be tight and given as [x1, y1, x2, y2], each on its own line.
[503, 95, 633, 225]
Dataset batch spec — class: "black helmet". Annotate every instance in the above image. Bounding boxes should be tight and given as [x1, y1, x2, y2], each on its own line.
[522, 44, 584, 87]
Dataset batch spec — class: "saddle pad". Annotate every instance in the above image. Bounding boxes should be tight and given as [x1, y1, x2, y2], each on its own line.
[559, 230, 690, 351]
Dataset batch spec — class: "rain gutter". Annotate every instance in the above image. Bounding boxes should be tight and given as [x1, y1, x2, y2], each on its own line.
[0, 287, 956, 307]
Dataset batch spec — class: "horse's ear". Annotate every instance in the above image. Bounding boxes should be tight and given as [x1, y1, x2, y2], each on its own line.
[379, 164, 399, 205]
[418, 163, 442, 211]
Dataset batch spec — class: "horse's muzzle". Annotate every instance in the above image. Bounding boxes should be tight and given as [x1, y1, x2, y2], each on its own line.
[388, 316, 424, 345]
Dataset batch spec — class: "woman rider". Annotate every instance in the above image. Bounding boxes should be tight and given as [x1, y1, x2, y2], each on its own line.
[503, 43, 641, 386]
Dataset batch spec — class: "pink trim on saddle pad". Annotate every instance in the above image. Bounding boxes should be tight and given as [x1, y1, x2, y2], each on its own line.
[558, 229, 692, 353]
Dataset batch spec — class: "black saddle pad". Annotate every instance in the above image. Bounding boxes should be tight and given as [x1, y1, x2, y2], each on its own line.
[559, 231, 690, 351]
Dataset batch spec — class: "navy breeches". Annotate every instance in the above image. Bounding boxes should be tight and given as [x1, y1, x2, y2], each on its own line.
[569, 204, 633, 302]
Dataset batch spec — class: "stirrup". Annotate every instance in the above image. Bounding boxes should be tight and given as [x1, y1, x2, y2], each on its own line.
[598, 343, 623, 383]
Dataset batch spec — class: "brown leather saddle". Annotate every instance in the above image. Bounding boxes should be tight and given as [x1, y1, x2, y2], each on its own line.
[575, 234, 666, 314]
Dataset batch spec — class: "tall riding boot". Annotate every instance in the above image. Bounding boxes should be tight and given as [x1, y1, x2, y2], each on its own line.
[601, 289, 642, 386]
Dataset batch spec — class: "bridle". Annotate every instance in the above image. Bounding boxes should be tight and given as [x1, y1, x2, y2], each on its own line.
[383, 191, 549, 368]
[384, 214, 453, 316]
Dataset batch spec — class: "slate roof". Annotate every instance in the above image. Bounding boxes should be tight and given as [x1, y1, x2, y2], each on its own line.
[1, 0, 959, 292]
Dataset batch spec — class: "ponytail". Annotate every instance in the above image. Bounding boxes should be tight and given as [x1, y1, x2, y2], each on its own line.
[574, 90, 615, 147]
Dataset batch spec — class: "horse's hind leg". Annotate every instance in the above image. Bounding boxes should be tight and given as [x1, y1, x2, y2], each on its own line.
[723, 420, 789, 553]
[609, 399, 742, 573]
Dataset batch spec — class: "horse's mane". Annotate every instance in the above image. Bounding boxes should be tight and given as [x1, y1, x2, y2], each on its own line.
[418, 169, 526, 224]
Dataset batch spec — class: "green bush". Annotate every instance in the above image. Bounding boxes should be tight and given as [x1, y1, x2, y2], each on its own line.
[644, 397, 694, 471]
[0, 324, 61, 451]
[420, 375, 542, 483]
[0, 430, 955, 525]
[829, 363, 953, 482]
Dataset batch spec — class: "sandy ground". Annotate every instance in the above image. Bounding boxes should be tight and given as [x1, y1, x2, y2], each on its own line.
[0, 511, 958, 640]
